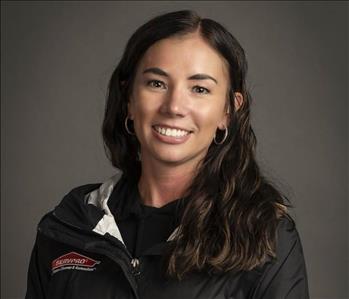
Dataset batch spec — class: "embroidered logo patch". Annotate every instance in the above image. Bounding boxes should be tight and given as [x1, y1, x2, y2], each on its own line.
[51, 252, 100, 274]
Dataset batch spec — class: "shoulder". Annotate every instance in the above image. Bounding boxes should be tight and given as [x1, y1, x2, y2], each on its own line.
[55, 171, 125, 212]
[253, 216, 310, 298]
[60, 182, 103, 204]
[39, 182, 102, 216]
[55, 182, 103, 214]
[36, 182, 103, 229]
[273, 215, 305, 266]
[276, 215, 299, 245]
[37, 172, 125, 227]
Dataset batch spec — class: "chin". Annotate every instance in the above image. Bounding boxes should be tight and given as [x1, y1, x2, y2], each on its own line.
[155, 153, 188, 165]
[153, 150, 206, 167]
[141, 144, 208, 166]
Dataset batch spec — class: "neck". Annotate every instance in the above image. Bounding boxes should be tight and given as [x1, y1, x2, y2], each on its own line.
[138, 157, 198, 208]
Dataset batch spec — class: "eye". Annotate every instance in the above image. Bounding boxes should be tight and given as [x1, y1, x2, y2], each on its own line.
[193, 86, 210, 94]
[146, 80, 166, 89]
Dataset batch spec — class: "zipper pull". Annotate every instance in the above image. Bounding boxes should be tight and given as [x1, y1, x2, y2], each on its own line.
[131, 258, 141, 276]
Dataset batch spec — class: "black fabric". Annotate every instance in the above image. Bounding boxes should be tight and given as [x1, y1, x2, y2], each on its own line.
[25, 179, 310, 299]
[108, 175, 182, 257]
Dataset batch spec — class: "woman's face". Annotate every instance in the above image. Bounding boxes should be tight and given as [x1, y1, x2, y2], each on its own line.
[128, 33, 235, 168]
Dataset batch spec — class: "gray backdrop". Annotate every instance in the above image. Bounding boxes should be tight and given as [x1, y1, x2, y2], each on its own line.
[1, 1, 348, 299]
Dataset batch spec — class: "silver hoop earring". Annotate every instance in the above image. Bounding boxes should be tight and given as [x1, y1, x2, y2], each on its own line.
[124, 116, 135, 135]
[214, 127, 228, 145]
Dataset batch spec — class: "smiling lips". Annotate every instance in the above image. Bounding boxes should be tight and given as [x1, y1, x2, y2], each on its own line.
[152, 125, 192, 143]
[154, 125, 190, 137]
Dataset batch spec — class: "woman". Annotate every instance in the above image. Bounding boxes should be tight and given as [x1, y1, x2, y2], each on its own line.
[25, 10, 309, 299]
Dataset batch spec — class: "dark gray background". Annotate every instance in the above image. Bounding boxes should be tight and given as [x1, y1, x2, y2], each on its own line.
[1, 1, 348, 299]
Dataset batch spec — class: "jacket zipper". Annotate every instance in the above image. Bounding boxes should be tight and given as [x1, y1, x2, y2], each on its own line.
[131, 258, 141, 276]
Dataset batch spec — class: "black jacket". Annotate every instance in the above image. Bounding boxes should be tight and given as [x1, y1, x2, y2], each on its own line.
[25, 172, 310, 299]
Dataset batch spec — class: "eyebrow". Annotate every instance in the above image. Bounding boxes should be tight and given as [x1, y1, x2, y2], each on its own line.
[142, 67, 218, 84]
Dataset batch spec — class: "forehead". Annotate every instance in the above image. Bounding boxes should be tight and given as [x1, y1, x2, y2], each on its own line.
[137, 34, 229, 81]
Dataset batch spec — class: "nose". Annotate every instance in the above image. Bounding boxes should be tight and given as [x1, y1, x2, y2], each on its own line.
[159, 84, 189, 117]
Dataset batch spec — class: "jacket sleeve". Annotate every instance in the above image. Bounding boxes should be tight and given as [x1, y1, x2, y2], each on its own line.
[25, 232, 50, 299]
[254, 217, 310, 299]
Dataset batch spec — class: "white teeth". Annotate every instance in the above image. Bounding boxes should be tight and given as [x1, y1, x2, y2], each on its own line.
[154, 126, 189, 137]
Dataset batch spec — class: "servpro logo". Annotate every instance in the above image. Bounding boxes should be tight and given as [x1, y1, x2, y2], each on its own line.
[51, 252, 100, 274]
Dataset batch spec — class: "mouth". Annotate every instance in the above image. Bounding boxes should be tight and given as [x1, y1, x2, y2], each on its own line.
[152, 125, 193, 140]
[152, 125, 192, 138]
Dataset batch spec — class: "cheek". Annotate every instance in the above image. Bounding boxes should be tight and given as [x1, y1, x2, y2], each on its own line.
[195, 104, 225, 132]
[137, 100, 159, 120]
[131, 94, 161, 130]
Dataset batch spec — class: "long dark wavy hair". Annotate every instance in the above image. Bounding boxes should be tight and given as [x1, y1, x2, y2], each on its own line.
[102, 10, 294, 279]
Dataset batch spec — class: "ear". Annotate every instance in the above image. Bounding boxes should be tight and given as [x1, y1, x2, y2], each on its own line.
[234, 92, 243, 111]
[218, 92, 244, 130]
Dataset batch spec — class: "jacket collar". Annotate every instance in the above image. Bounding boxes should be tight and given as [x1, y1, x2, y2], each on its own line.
[84, 171, 124, 242]
[84, 170, 180, 244]
[52, 170, 180, 250]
